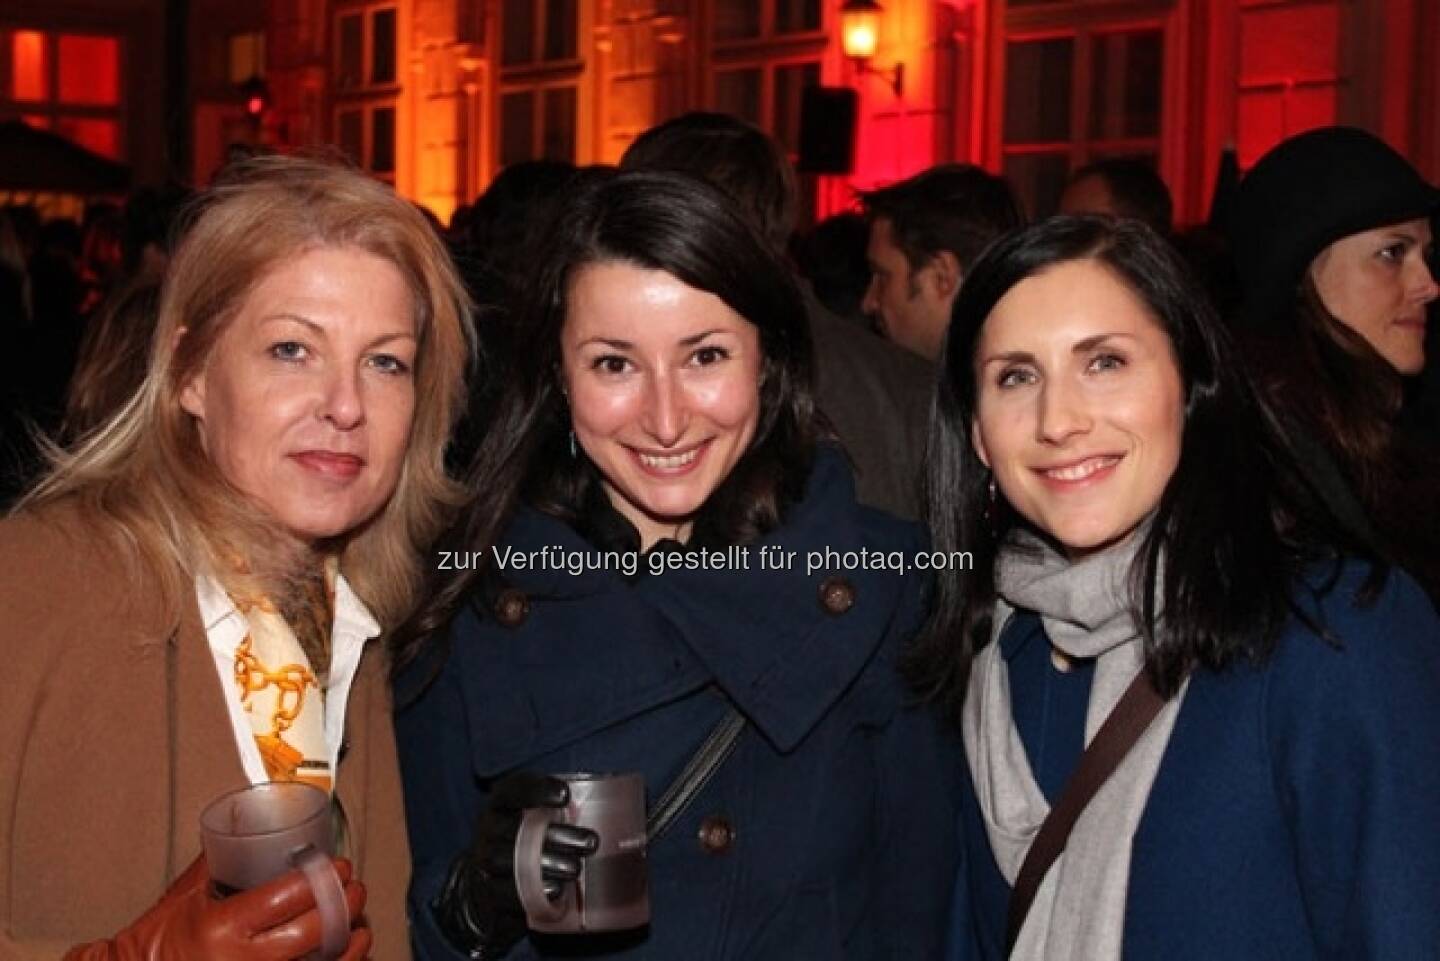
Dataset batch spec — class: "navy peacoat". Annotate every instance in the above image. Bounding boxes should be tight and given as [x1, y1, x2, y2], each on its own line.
[948, 561, 1440, 959]
[396, 449, 961, 960]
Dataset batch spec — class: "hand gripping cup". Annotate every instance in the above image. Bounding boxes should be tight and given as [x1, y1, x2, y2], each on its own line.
[200, 782, 350, 959]
[514, 772, 650, 934]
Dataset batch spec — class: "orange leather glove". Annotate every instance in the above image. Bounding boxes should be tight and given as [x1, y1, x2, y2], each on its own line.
[62, 855, 372, 961]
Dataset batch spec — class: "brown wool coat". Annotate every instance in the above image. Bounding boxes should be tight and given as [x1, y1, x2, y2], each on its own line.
[0, 501, 412, 960]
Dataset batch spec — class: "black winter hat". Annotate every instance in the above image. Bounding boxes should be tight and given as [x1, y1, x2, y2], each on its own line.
[1230, 126, 1440, 328]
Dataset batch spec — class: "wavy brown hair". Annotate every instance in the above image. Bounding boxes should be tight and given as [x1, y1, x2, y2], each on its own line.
[19, 154, 474, 629]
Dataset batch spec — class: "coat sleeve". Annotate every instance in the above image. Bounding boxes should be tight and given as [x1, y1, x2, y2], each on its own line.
[394, 626, 492, 961]
[1265, 569, 1440, 959]
[0, 512, 116, 961]
[869, 568, 965, 960]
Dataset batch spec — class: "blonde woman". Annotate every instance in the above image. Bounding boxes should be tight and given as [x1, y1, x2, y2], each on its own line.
[0, 154, 472, 960]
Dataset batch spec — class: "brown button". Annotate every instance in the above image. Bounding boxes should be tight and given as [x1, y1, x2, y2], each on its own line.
[493, 588, 530, 628]
[698, 815, 735, 854]
[817, 576, 855, 615]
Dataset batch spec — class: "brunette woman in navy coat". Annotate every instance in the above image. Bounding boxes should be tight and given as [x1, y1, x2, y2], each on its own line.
[391, 171, 960, 960]
[909, 216, 1440, 960]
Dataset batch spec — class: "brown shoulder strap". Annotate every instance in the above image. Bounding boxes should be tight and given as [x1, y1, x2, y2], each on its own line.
[1004, 668, 1167, 955]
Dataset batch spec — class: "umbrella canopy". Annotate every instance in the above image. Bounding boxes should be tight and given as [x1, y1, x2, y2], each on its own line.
[0, 120, 131, 193]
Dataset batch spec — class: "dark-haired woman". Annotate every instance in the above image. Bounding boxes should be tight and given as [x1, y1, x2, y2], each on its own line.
[910, 216, 1440, 960]
[393, 169, 959, 960]
[1231, 125, 1440, 603]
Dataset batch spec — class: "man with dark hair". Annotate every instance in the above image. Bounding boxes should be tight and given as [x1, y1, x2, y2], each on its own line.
[1059, 157, 1174, 235]
[621, 112, 933, 519]
[860, 164, 1023, 360]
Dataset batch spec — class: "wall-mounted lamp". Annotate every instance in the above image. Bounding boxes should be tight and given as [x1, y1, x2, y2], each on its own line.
[840, 0, 903, 97]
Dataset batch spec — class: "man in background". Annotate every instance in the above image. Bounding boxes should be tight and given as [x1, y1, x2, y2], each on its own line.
[860, 165, 1023, 361]
[1058, 157, 1174, 235]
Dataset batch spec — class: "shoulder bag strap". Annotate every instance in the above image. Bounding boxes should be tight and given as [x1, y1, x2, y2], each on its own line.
[646, 699, 747, 842]
[1005, 668, 1167, 955]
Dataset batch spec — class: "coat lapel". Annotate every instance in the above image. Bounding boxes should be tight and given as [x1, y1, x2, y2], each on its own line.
[167, 594, 250, 876]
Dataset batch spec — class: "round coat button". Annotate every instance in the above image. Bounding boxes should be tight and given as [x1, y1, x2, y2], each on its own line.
[697, 815, 735, 855]
[817, 576, 856, 615]
[493, 588, 530, 628]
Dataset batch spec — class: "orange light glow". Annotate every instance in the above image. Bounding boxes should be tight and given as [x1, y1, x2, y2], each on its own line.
[12, 30, 48, 102]
[58, 34, 120, 106]
[841, 8, 880, 60]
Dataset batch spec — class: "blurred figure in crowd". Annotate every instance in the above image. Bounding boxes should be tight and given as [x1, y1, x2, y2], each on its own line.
[1058, 157, 1174, 236]
[860, 164, 1023, 362]
[61, 276, 162, 441]
[791, 211, 872, 328]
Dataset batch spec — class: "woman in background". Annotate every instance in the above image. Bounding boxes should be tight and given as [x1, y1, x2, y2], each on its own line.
[911, 216, 1440, 959]
[1231, 125, 1440, 603]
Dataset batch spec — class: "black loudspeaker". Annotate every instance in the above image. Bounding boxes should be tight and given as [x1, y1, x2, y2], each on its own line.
[797, 86, 858, 175]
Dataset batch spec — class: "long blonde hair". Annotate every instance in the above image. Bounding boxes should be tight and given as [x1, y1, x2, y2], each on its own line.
[20, 154, 474, 629]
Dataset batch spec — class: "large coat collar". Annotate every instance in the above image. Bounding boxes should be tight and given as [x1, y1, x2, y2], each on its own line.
[479, 448, 922, 754]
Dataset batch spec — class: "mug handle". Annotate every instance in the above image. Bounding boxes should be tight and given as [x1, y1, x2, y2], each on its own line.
[291, 844, 351, 960]
[514, 808, 573, 926]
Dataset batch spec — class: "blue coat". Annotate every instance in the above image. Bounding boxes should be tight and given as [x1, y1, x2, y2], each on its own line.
[949, 562, 1440, 959]
[398, 450, 960, 960]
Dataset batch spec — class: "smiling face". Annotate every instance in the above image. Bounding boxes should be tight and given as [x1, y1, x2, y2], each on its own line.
[561, 261, 763, 549]
[1309, 218, 1438, 375]
[970, 258, 1185, 557]
[180, 245, 418, 544]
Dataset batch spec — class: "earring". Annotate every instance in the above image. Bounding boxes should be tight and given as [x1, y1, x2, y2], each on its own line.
[983, 474, 998, 528]
[569, 430, 577, 459]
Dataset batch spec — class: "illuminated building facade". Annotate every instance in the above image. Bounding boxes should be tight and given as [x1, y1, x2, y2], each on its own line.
[256, 0, 1440, 224]
[2, 0, 1437, 226]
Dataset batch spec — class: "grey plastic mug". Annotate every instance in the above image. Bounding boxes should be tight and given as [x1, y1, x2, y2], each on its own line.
[199, 781, 349, 959]
[514, 772, 649, 934]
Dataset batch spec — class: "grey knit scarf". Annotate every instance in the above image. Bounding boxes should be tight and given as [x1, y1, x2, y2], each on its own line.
[962, 528, 1188, 961]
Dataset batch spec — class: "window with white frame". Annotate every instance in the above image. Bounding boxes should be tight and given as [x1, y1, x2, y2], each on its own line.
[497, 0, 582, 166]
[1, 28, 124, 160]
[707, 0, 826, 175]
[228, 31, 266, 85]
[1000, 21, 1164, 217]
[498, 85, 577, 166]
[712, 0, 822, 42]
[333, 4, 397, 177]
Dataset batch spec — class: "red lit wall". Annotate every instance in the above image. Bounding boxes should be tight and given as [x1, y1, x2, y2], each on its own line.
[1235, 1, 1340, 168]
[11, 30, 48, 102]
[58, 35, 121, 106]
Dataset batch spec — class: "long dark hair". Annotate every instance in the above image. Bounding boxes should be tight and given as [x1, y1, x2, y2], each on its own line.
[1253, 279, 1403, 501]
[1246, 276, 1440, 602]
[907, 216, 1379, 720]
[392, 169, 819, 670]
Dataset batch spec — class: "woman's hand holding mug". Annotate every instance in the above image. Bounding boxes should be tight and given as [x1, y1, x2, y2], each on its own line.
[61, 854, 370, 961]
[434, 771, 599, 958]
